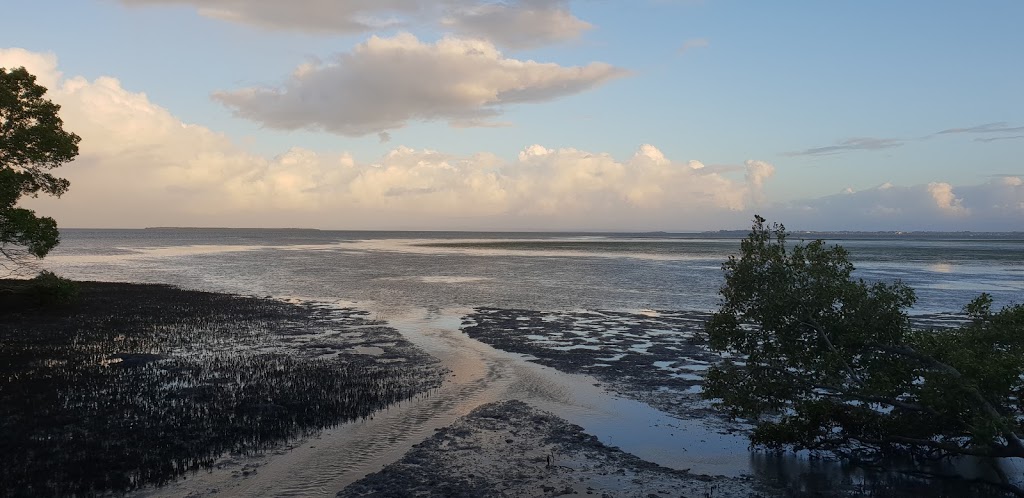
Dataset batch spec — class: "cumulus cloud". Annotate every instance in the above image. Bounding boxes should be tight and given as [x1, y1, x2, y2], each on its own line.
[4, 48, 773, 230]
[926, 182, 967, 215]
[440, 0, 592, 49]
[8, 48, 1020, 232]
[505, 144, 769, 218]
[767, 178, 1023, 231]
[119, 0, 591, 48]
[214, 33, 627, 136]
[744, 160, 774, 193]
[785, 137, 904, 157]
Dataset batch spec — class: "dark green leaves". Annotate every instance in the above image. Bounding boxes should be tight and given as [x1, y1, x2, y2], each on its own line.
[1, 66, 80, 272]
[703, 216, 1024, 493]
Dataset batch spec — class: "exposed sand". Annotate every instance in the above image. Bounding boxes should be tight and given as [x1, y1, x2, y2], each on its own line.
[340, 400, 769, 497]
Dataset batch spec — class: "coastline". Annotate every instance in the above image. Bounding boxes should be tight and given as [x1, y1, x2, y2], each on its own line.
[2, 280, 772, 497]
[340, 400, 766, 498]
[0, 280, 444, 496]
[2, 279, 1010, 497]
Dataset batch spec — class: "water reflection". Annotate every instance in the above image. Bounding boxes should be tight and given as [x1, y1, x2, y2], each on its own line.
[46, 231, 1024, 315]
[751, 451, 1023, 497]
[36, 230, 1024, 495]
[928, 262, 955, 273]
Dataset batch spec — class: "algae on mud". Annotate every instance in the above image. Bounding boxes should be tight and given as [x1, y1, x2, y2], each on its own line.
[0, 280, 445, 497]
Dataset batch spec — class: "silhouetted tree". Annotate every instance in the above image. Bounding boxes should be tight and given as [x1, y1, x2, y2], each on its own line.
[0, 66, 79, 275]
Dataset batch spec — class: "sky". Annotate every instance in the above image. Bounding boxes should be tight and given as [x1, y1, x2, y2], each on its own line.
[2, 0, 1022, 231]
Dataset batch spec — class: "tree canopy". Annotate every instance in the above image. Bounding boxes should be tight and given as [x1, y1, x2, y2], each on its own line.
[704, 215, 1024, 495]
[0, 66, 80, 275]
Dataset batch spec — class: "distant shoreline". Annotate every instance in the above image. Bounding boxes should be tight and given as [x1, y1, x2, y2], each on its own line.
[142, 226, 323, 231]
[53, 226, 1024, 241]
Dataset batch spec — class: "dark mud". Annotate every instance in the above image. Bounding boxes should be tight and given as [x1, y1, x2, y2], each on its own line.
[460, 308, 1012, 497]
[461, 308, 719, 422]
[460, 308, 971, 423]
[340, 400, 769, 497]
[0, 280, 444, 497]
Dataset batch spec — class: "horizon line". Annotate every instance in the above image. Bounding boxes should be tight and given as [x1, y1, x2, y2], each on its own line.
[56, 227, 1024, 235]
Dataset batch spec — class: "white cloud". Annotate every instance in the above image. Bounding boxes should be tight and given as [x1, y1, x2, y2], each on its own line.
[505, 144, 765, 216]
[744, 160, 774, 192]
[440, 0, 592, 49]
[2, 48, 767, 230]
[119, 0, 591, 48]
[767, 178, 1022, 231]
[120, 0, 430, 33]
[926, 182, 967, 215]
[213, 33, 627, 136]
[7, 48, 1020, 232]
[0, 48, 61, 88]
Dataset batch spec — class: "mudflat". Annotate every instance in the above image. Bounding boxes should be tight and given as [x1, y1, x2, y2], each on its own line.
[341, 400, 767, 498]
[0, 280, 444, 497]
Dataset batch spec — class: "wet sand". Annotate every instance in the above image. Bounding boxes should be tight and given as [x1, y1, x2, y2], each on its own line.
[341, 400, 767, 497]
[140, 303, 768, 497]
[462, 307, 721, 422]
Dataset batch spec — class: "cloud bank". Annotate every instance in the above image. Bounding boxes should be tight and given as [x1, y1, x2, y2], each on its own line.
[214, 34, 627, 136]
[5, 48, 1020, 231]
[767, 178, 1022, 231]
[119, 0, 591, 49]
[3, 48, 764, 230]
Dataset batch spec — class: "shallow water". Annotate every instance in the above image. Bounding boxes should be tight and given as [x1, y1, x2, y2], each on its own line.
[143, 303, 754, 498]
[41, 229, 1024, 495]
[49, 229, 1024, 314]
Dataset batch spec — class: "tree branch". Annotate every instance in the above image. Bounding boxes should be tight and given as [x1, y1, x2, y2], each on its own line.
[875, 344, 1024, 458]
[748, 363, 939, 416]
[801, 319, 865, 388]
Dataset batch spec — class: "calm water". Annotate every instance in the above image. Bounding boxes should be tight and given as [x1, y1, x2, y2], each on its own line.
[40, 229, 1024, 495]
[46, 228, 1024, 315]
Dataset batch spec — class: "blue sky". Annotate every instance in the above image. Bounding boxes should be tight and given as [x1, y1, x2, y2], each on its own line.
[2, 1, 1022, 230]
